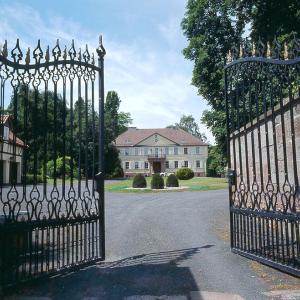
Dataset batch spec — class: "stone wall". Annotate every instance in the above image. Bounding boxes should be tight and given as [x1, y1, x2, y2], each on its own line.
[230, 97, 300, 211]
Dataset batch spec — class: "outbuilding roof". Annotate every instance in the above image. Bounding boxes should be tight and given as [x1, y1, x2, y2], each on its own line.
[115, 127, 208, 147]
[1, 114, 26, 147]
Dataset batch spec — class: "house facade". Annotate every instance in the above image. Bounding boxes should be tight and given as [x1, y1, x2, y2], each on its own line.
[115, 127, 209, 177]
[0, 115, 25, 184]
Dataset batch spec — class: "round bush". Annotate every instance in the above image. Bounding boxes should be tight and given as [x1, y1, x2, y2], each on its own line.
[132, 174, 147, 188]
[176, 167, 194, 180]
[151, 174, 164, 189]
[166, 174, 179, 187]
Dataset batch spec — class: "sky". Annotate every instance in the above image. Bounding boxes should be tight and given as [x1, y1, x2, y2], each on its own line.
[0, 0, 214, 143]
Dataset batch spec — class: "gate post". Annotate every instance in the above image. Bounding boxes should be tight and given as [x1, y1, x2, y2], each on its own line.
[224, 68, 233, 249]
[96, 35, 106, 260]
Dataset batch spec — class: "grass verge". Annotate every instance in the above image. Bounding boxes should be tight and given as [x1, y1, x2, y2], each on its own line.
[105, 176, 228, 193]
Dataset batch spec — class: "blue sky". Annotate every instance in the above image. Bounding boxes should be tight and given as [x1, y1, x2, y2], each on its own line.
[0, 0, 214, 142]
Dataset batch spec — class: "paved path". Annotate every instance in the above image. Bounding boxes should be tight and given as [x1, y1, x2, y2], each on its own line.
[6, 190, 300, 300]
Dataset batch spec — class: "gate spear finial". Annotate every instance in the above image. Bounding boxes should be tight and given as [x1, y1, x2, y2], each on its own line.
[96, 35, 106, 57]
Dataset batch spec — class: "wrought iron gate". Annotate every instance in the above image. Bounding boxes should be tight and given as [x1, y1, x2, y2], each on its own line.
[0, 37, 106, 290]
[225, 37, 300, 276]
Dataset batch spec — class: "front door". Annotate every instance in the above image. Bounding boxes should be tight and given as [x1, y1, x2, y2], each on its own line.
[153, 161, 161, 173]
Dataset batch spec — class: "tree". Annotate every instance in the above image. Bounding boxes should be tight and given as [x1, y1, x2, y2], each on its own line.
[206, 146, 227, 177]
[104, 91, 132, 177]
[104, 91, 132, 141]
[233, 0, 300, 42]
[167, 114, 207, 142]
[118, 112, 133, 135]
[72, 97, 98, 179]
[6, 85, 66, 177]
[105, 91, 121, 143]
[181, 0, 299, 175]
[6, 87, 131, 180]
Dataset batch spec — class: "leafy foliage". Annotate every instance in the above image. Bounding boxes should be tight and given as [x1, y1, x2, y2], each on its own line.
[6, 87, 131, 180]
[176, 168, 194, 180]
[45, 156, 75, 179]
[151, 174, 164, 189]
[104, 144, 124, 178]
[232, 0, 300, 41]
[206, 146, 227, 177]
[166, 174, 179, 187]
[181, 0, 299, 176]
[167, 114, 207, 142]
[104, 91, 132, 178]
[132, 174, 147, 188]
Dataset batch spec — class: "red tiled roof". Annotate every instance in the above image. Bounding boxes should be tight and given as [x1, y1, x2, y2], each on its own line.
[8, 132, 26, 147]
[115, 127, 208, 147]
[0, 115, 11, 124]
[1, 114, 26, 147]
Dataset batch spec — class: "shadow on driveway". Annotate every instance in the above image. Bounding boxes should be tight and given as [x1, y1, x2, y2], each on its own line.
[7, 245, 214, 300]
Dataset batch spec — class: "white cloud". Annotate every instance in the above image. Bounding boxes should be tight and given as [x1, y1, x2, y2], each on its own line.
[0, 3, 215, 144]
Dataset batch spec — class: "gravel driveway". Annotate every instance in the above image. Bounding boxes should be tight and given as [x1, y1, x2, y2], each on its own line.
[5, 190, 300, 300]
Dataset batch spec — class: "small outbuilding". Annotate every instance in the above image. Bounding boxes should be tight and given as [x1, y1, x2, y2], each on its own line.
[0, 115, 26, 184]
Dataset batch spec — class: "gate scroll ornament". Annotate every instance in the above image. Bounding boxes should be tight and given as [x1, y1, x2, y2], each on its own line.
[0, 37, 106, 290]
[225, 36, 300, 276]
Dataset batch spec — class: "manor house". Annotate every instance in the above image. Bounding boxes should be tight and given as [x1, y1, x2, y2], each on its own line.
[115, 127, 208, 177]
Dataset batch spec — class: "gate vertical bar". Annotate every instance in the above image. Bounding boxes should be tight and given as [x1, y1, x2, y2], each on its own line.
[224, 67, 233, 248]
[97, 35, 106, 260]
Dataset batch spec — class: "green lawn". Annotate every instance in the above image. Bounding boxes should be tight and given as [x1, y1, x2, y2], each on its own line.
[105, 176, 228, 193]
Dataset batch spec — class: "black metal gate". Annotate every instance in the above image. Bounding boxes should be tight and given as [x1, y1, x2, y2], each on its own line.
[225, 37, 300, 276]
[0, 37, 106, 290]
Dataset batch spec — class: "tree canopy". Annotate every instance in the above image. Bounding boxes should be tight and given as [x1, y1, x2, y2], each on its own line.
[104, 90, 132, 177]
[167, 114, 207, 142]
[181, 0, 300, 175]
[5, 87, 131, 180]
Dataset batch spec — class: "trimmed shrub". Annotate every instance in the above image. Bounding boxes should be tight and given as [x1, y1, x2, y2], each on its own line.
[176, 167, 194, 180]
[132, 174, 147, 188]
[151, 174, 164, 189]
[166, 174, 179, 187]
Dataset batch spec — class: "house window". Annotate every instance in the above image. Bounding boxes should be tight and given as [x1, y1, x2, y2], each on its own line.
[196, 160, 200, 168]
[165, 161, 169, 169]
[174, 147, 178, 155]
[155, 148, 159, 157]
[184, 161, 188, 167]
[135, 148, 139, 156]
[144, 162, 148, 169]
[125, 148, 129, 156]
[144, 147, 148, 155]
[135, 162, 139, 169]
[175, 161, 178, 169]
[155, 134, 158, 142]
[196, 147, 200, 154]
[184, 147, 188, 154]
[165, 147, 169, 155]
[125, 162, 130, 169]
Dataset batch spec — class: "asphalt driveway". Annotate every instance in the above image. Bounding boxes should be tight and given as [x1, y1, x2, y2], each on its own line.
[6, 190, 300, 300]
